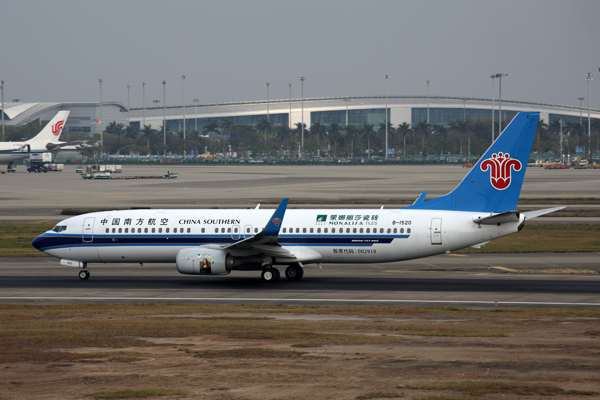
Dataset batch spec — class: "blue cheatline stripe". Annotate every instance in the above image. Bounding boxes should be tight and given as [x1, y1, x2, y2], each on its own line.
[35, 233, 410, 252]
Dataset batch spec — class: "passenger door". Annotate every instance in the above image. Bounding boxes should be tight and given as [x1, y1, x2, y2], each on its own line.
[82, 217, 95, 243]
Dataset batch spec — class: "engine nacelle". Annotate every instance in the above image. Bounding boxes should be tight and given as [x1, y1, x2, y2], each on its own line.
[176, 247, 233, 275]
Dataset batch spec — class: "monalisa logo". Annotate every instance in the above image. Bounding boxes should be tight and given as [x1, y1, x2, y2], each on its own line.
[52, 120, 64, 136]
[480, 152, 522, 190]
[272, 218, 281, 226]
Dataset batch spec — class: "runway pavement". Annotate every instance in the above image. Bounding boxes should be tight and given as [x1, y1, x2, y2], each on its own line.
[1, 253, 598, 309]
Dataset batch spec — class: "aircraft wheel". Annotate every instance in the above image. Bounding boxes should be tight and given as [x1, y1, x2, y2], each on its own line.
[261, 268, 279, 283]
[285, 265, 303, 281]
[78, 270, 90, 280]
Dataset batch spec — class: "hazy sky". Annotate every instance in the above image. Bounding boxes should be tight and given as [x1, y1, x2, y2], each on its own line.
[1, 0, 599, 108]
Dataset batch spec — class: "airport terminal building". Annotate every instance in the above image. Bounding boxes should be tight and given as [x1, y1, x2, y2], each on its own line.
[1, 96, 599, 136]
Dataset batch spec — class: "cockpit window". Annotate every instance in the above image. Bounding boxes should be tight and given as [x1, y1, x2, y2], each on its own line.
[52, 225, 67, 233]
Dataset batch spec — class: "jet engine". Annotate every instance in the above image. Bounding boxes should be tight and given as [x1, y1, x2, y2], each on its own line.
[176, 247, 233, 275]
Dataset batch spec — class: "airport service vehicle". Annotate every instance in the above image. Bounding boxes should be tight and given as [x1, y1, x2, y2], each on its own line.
[33, 112, 563, 282]
[0, 111, 71, 169]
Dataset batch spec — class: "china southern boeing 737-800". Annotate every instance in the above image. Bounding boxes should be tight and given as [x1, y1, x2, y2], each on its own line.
[0, 111, 71, 168]
[32, 111, 563, 282]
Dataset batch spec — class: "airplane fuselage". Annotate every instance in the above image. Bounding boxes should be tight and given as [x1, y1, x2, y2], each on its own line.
[33, 208, 523, 266]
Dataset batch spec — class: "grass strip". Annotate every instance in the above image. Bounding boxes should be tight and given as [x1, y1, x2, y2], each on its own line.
[91, 387, 187, 399]
[405, 380, 598, 396]
[457, 224, 600, 253]
[2, 222, 599, 257]
[357, 392, 403, 399]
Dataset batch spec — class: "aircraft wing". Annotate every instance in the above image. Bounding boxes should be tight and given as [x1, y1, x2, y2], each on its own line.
[224, 198, 291, 256]
[0, 144, 29, 154]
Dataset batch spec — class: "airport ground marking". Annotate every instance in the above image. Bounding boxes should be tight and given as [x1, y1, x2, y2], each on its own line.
[0, 296, 599, 307]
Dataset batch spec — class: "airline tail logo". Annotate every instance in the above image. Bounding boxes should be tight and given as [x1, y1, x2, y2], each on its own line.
[52, 120, 65, 136]
[272, 218, 282, 226]
[480, 152, 522, 190]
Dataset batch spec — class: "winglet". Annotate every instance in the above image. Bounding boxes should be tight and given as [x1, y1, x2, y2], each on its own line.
[413, 191, 428, 206]
[261, 198, 289, 236]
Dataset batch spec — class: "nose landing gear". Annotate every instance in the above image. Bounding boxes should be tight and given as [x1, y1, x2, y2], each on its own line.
[78, 269, 90, 280]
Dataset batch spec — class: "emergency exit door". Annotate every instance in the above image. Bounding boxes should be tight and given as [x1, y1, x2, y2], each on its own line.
[431, 218, 442, 245]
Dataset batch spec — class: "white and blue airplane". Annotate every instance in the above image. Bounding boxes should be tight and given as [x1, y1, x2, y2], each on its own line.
[0, 110, 71, 168]
[33, 111, 563, 282]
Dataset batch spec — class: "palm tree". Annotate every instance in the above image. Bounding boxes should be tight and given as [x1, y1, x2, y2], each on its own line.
[310, 121, 327, 156]
[397, 122, 411, 157]
[328, 122, 342, 156]
[201, 121, 220, 137]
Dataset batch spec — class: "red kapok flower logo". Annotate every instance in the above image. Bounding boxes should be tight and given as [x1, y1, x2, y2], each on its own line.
[272, 218, 281, 226]
[480, 152, 522, 190]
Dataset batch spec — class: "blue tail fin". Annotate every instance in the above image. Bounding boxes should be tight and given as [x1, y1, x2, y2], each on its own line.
[405, 111, 539, 212]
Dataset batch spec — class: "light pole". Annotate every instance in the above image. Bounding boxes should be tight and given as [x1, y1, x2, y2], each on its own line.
[578, 97, 585, 124]
[300, 76, 305, 156]
[193, 99, 200, 133]
[426, 80, 431, 124]
[266, 82, 271, 122]
[288, 84, 293, 129]
[384, 75, 389, 159]
[99, 79, 103, 148]
[162, 80, 167, 156]
[181, 75, 186, 156]
[344, 98, 351, 126]
[126, 85, 131, 124]
[1, 80, 4, 141]
[142, 82, 147, 128]
[490, 74, 496, 142]
[586, 72, 593, 160]
[494, 73, 507, 134]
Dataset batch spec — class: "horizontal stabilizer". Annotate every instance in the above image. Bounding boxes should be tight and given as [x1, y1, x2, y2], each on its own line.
[470, 241, 490, 249]
[523, 206, 565, 219]
[473, 211, 520, 225]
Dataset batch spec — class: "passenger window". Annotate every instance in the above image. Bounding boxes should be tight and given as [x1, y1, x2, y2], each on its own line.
[303, 228, 306, 233]
[215, 228, 219, 233]
[201, 228, 205, 233]
[359, 228, 363, 233]
[407, 228, 411, 234]
[138, 228, 142, 233]
[152, 228, 156, 233]
[346, 228, 350, 233]
[296, 228, 299, 233]
[112, 228, 116, 233]
[166, 228, 170, 233]
[118, 228, 122, 233]
[387, 228, 391, 233]
[222, 228, 226, 233]
[353, 228, 357, 233]
[158, 228, 162, 233]
[324, 228, 328, 233]
[187, 228, 191, 233]
[144, 228, 148, 233]
[283, 228, 286, 233]
[366, 228, 370, 233]
[246, 227, 251, 233]
[331, 228, 335, 233]
[317, 228, 321, 233]
[400, 228, 404, 234]
[124, 228, 128, 233]
[255, 228, 258, 233]
[227, 227, 231, 233]
[105, 228, 109, 233]
[310, 228, 314, 233]
[393, 228, 397, 233]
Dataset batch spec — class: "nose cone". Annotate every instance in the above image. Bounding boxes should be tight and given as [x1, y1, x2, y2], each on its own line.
[32, 234, 49, 251]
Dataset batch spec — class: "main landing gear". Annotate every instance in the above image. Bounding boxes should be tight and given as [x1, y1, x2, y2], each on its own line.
[261, 264, 304, 283]
[78, 269, 90, 280]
